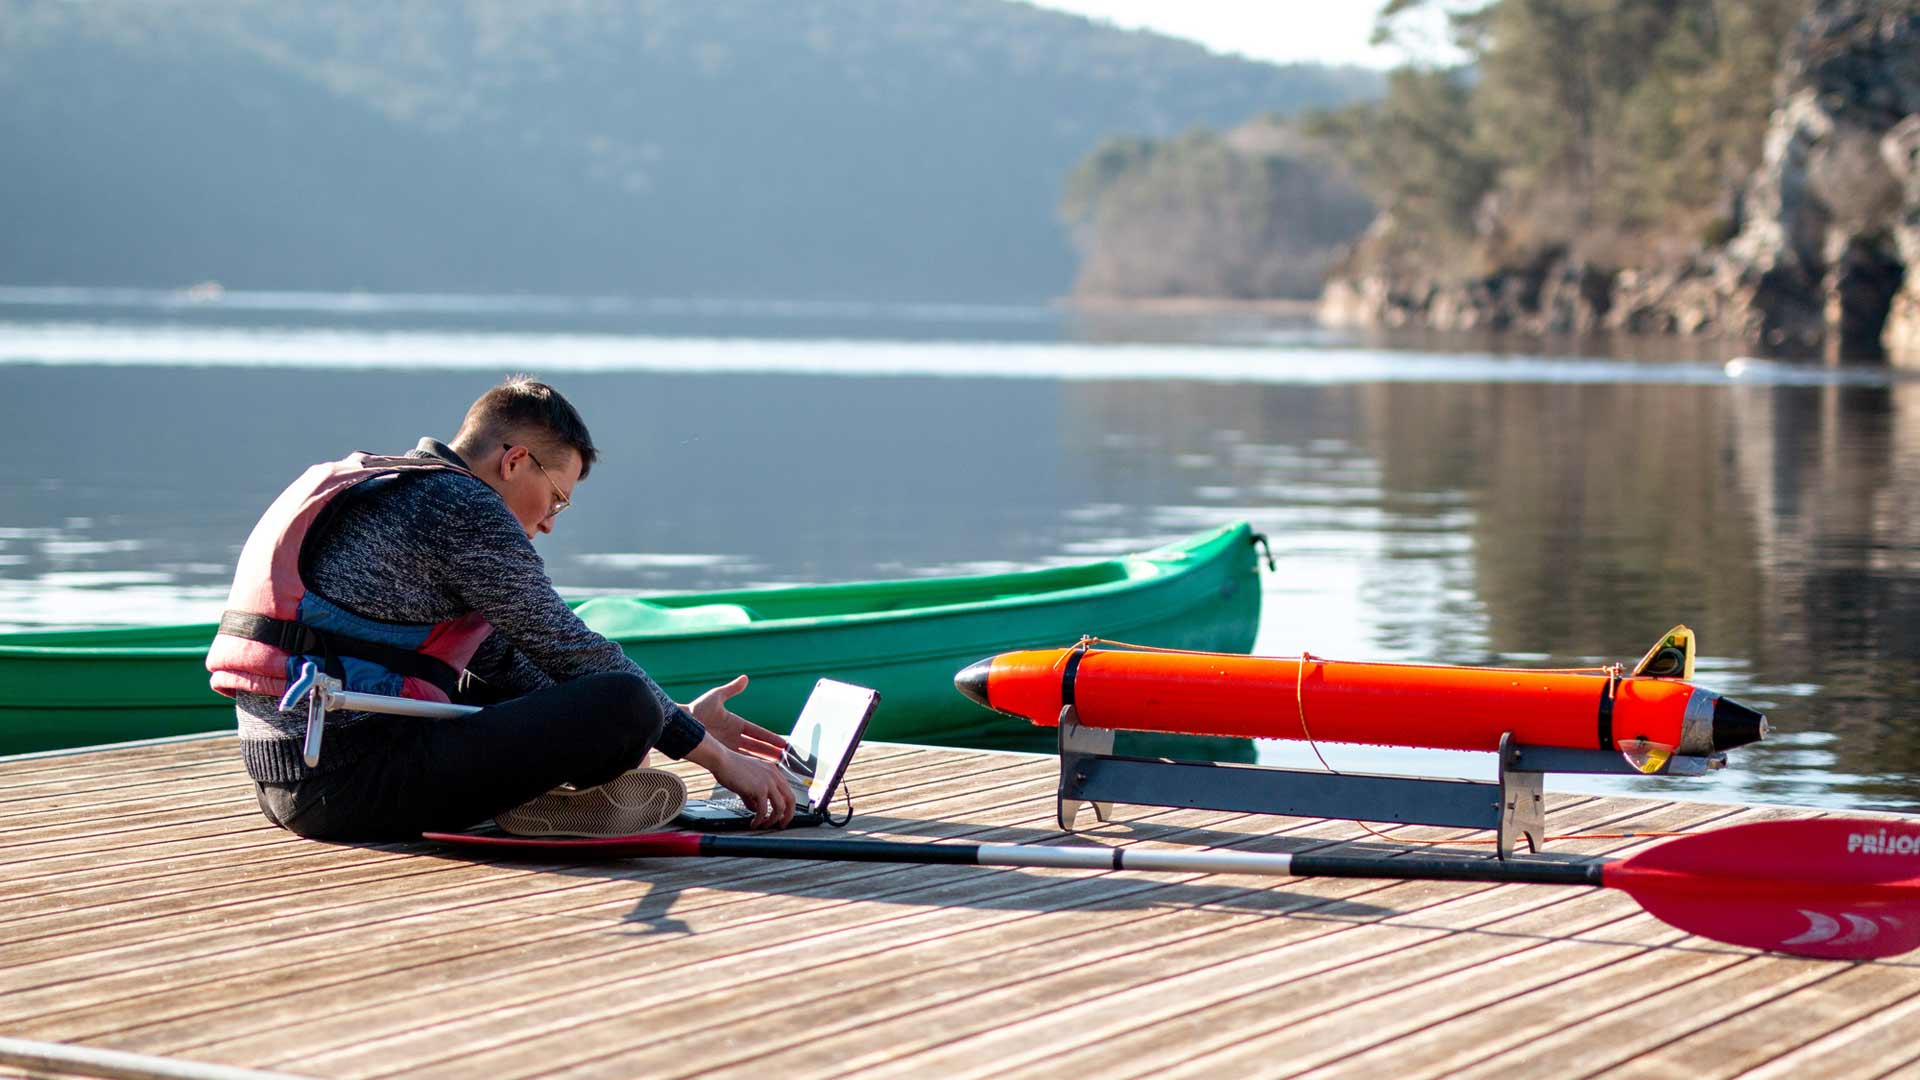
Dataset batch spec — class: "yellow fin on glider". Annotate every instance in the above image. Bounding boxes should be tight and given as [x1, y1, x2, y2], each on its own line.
[1632, 625, 1695, 680]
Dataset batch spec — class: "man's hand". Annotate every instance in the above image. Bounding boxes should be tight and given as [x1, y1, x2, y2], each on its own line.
[685, 734, 796, 828]
[684, 675, 787, 760]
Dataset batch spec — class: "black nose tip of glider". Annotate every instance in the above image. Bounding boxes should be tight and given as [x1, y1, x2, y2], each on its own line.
[1712, 696, 1769, 751]
[954, 658, 992, 708]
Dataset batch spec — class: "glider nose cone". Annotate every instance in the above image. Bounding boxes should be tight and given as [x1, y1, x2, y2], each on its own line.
[1712, 696, 1769, 750]
[954, 658, 993, 709]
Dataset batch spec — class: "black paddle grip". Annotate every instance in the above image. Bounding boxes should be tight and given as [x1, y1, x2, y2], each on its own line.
[1289, 852, 1605, 886]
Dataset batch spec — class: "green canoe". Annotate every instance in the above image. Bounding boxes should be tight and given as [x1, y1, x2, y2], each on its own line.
[0, 522, 1263, 757]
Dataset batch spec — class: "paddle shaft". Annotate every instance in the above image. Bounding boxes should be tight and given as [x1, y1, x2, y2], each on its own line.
[427, 817, 1920, 959]
[680, 833, 1606, 885]
[327, 688, 479, 719]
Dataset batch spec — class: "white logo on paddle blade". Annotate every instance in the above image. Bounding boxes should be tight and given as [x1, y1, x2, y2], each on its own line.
[1780, 909, 1882, 947]
[1831, 913, 1882, 946]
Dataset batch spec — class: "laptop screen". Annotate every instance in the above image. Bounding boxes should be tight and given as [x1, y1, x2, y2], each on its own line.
[782, 678, 879, 808]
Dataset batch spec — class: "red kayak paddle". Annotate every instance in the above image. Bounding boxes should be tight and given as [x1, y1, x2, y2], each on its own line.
[425, 816, 1920, 960]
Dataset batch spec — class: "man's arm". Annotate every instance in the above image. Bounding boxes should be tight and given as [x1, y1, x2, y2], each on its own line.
[422, 471, 789, 823]
[432, 486, 708, 757]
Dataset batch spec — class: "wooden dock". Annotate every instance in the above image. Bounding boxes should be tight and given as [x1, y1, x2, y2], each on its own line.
[4, 735, 1919, 1079]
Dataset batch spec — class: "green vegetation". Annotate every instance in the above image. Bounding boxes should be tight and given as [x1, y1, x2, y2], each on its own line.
[1316, 0, 1808, 267]
[1061, 123, 1376, 299]
[1303, 67, 1492, 266]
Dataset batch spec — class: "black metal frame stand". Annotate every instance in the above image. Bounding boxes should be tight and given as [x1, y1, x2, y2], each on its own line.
[1054, 706, 1724, 858]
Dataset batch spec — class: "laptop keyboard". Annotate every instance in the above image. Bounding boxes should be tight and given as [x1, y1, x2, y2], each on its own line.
[699, 793, 815, 816]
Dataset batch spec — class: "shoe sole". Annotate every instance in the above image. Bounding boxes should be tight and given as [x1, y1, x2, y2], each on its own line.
[497, 768, 689, 838]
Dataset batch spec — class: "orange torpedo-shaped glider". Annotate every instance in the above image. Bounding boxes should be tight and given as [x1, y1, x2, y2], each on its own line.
[954, 627, 1767, 759]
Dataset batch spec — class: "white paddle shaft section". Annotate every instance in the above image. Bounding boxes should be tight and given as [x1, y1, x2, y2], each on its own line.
[326, 689, 480, 719]
[974, 844, 1297, 876]
[0, 1037, 313, 1080]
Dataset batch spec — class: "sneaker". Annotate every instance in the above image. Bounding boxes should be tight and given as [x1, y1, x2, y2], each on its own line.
[496, 766, 689, 838]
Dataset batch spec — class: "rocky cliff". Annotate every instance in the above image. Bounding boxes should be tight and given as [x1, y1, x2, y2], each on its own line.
[1321, 0, 1920, 366]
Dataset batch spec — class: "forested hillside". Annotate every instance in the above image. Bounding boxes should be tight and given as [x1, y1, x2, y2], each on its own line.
[0, 0, 1379, 302]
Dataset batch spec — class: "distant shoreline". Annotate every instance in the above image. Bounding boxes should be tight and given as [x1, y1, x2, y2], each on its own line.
[1057, 295, 1321, 318]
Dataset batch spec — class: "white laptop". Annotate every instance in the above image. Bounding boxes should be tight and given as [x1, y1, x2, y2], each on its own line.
[673, 678, 879, 831]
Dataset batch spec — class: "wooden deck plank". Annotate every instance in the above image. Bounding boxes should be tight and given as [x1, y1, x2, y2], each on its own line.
[4, 810, 271, 858]
[326, 801, 1619, 1080]
[187, 814, 1267, 1068]
[0, 745, 1044, 999]
[810, 802, 1709, 1080]
[0, 759, 246, 808]
[282, 814, 1379, 1078]
[0, 785, 259, 839]
[1261, 807, 1831, 1079]
[123, 784, 1226, 1063]
[1, 840, 426, 923]
[0, 741, 900, 816]
[0, 744, 928, 880]
[0, 754, 1044, 998]
[1595, 962, 1920, 1080]
[673, 799, 1720, 1080]
[0, 745, 960, 922]
[153, 780, 1336, 1060]
[0, 743, 934, 838]
[0, 737, 232, 782]
[0, 744, 945, 905]
[0, 801, 264, 860]
[1284, 913, 1712, 1079]
[1438, 954, 1839, 1080]
[1124, 803, 1776, 1080]
[3, 736, 1917, 1079]
[0, 745, 936, 841]
[0, 775, 227, 822]
[1735, 990, 1920, 1080]
[6, 832, 359, 896]
[914, 800, 1739, 1080]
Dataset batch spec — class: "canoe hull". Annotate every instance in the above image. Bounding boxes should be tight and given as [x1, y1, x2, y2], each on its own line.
[0, 524, 1262, 756]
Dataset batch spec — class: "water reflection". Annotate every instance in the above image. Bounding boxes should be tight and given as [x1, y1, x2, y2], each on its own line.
[0, 309, 1916, 811]
[1058, 376, 1920, 809]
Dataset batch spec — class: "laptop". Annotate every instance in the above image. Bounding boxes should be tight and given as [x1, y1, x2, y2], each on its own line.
[673, 677, 880, 832]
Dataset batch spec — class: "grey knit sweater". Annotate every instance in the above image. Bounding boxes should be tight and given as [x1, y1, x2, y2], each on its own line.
[234, 438, 705, 782]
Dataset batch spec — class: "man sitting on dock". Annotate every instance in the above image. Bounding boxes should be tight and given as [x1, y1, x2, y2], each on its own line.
[207, 375, 796, 840]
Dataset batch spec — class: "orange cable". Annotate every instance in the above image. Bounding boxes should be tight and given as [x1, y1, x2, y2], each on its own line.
[1068, 635, 1621, 677]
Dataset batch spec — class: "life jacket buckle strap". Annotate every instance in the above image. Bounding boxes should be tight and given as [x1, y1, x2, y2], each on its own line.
[217, 610, 462, 699]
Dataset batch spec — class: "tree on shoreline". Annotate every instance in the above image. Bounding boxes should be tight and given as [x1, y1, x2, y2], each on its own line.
[1316, 0, 1808, 268]
[1060, 121, 1377, 300]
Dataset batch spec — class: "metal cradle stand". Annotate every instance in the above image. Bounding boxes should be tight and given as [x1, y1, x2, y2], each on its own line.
[1054, 706, 1725, 858]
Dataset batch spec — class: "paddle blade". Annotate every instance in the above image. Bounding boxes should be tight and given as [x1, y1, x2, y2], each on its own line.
[1605, 818, 1920, 959]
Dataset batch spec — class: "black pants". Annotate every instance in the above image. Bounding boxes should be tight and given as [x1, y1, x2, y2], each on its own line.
[255, 671, 667, 841]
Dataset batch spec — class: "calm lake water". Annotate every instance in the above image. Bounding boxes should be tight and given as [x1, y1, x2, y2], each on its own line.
[2, 287, 1917, 812]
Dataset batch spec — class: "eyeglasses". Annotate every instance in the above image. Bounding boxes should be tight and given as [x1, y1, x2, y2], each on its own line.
[505, 443, 572, 517]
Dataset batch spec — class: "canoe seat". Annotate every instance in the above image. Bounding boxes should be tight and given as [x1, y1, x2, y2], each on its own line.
[575, 598, 760, 638]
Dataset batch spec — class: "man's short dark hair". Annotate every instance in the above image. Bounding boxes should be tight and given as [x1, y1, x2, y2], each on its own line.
[455, 375, 599, 479]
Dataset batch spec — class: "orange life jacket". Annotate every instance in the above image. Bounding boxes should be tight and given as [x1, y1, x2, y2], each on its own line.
[205, 453, 493, 704]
